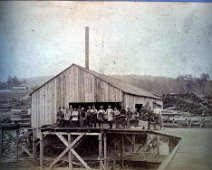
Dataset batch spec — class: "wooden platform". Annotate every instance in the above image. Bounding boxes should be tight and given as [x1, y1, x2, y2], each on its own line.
[40, 126, 180, 140]
[158, 128, 212, 170]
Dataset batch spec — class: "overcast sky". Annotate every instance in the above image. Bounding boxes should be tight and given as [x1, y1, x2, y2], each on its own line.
[0, 1, 212, 81]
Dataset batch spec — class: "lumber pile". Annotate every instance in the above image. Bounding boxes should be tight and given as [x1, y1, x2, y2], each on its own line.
[163, 93, 212, 115]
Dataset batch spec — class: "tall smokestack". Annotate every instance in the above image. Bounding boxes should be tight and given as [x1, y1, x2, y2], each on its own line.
[85, 27, 89, 69]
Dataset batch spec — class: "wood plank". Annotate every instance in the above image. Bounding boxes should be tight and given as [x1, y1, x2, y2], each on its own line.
[19, 144, 33, 158]
[103, 133, 107, 169]
[70, 148, 91, 170]
[40, 133, 44, 169]
[49, 133, 86, 169]
[69, 67, 74, 103]
[0, 128, 2, 156]
[78, 69, 85, 102]
[68, 134, 73, 169]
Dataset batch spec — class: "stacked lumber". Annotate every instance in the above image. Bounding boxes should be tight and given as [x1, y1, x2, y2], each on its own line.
[163, 93, 212, 115]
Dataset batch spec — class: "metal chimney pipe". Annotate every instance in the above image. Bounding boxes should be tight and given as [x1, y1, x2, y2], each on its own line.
[85, 27, 89, 69]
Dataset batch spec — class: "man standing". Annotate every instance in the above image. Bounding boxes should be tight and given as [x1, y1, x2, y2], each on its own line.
[72, 108, 79, 127]
[97, 106, 105, 128]
[154, 105, 163, 129]
[87, 106, 92, 127]
[106, 105, 114, 129]
[79, 107, 87, 127]
[90, 105, 98, 128]
[114, 107, 120, 128]
[126, 108, 133, 128]
[56, 107, 64, 127]
[64, 107, 72, 127]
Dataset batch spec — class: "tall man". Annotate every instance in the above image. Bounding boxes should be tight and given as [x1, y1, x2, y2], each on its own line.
[106, 105, 114, 129]
[97, 106, 105, 128]
[90, 105, 98, 128]
[56, 107, 64, 127]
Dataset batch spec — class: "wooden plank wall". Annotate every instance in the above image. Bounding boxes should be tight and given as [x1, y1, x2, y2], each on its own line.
[124, 94, 155, 111]
[31, 65, 123, 128]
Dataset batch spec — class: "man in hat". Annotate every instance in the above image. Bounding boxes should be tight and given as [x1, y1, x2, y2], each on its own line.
[79, 107, 87, 127]
[72, 108, 79, 127]
[97, 106, 105, 128]
[106, 105, 114, 129]
[86, 106, 92, 127]
[56, 107, 64, 127]
[90, 104, 98, 128]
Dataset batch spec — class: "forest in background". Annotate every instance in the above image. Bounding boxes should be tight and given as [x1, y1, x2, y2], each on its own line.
[113, 73, 211, 96]
[0, 73, 211, 96]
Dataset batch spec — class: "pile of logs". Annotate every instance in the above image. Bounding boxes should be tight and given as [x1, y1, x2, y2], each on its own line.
[163, 93, 212, 115]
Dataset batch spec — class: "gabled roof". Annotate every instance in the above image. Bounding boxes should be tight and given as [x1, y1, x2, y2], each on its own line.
[30, 63, 160, 100]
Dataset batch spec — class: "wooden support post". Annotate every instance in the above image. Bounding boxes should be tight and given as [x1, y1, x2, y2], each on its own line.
[68, 134, 73, 169]
[40, 133, 44, 170]
[19, 144, 33, 158]
[49, 133, 86, 169]
[98, 133, 103, 170]
[157, 135, 160, 155]
[112, 136, 116, 170]
[32, 128, 37, 162]
[121, 134, 124, 168]
[132, 135, 136, 153]
[103, 133, 107, 170]
[0, 128, 3, 156]
[16, 128, 19, 160]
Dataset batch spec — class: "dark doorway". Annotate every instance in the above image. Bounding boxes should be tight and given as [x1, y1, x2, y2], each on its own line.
[69, 102, 122, 111]
[135, 104, 143, 112]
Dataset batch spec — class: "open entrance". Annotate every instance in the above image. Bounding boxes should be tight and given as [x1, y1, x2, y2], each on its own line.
[69, 102, 122, 110]
[135, 104, 143, 112]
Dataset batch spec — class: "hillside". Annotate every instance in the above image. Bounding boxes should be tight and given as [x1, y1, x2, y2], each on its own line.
[24, 75, 53, 90]
[111, 75, 212, 96]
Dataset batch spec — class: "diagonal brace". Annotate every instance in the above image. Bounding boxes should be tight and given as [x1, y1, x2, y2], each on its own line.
[56, 133, 91, 170]
[49, 133, 86, 170]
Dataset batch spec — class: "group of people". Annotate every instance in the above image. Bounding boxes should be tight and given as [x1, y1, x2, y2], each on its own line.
[56, 104, 141, 129]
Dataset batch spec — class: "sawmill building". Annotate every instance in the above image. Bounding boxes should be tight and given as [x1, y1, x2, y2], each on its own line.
[30, 63, 162, 129]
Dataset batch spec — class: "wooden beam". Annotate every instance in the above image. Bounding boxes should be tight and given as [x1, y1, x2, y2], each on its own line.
[36, 140, 40, 146]
[43, 132, 99, 136]
[57, 132, 86, 149]
[68, 134, 72, 169]
[49, 133, 85, 169]
[32, 128, 37, 161]
[124, 134, 133, 144]
[56, 134, 68, 147]
[0, 128, 3, 156]
[103, 133, 107, 170]
[132, 135, 136, 153]
[40, 133, 44, 170]
[121, 134, 124, 168]
[135, 143, 144, 153]
[100, 161, 106, 170]
[56, 133, 91, 170]
[70, 148, 91, 170]
[16, 128, 19, 160]
[98, 133, 103, 170]
[19, 144, 33, 158]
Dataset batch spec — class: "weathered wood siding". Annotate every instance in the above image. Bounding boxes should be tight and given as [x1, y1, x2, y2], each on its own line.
[31, 65, 123, 128]
[124, 94, 156, 110]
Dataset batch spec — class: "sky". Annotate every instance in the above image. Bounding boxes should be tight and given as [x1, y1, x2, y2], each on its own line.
[0, 1, 212, 81]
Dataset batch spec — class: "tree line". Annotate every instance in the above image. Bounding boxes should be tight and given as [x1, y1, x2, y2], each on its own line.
[114, 73, 211, 96]
[0, 73, 211, 96]
[0, 76, 24, 89]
